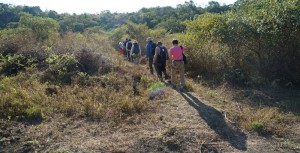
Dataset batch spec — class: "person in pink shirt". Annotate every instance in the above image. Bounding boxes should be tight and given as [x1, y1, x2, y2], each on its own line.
[169, 39, 185, 90]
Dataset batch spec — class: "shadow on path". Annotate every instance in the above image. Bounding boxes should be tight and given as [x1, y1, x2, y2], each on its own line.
[180, 91, 247, 151]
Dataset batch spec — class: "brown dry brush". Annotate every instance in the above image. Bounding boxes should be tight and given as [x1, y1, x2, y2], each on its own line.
[0, 30, 157, 122]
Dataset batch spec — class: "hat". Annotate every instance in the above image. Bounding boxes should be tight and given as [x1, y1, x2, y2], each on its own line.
[146, 37, 152, 41]
[133, 40, 138, 44]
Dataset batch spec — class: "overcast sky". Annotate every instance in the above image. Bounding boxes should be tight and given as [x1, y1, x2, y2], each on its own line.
[2, 0, 237, 14]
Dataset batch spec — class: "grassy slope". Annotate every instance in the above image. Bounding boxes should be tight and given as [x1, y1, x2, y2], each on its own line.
[0, 49, 300, 152]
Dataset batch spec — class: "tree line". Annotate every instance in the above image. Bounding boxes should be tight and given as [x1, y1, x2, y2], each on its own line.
[0, 0, 299, 88]
[0, 1, 230, 32]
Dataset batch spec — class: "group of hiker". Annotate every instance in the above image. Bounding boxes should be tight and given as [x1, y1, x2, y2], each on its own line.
[118, 39, 142, 63]
[118, 37, 186, 90]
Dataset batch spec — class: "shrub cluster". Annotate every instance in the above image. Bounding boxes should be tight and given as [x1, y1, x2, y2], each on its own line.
[181, 0, 300, 87]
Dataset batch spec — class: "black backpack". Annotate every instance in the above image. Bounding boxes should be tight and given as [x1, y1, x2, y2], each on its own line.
[180, 46, 187, 64]
[157, 46, 167, 64]
[151, 42, 156, 55]
[127, 42, 132, 50]
[132, 43, 139, 54]
[123, 40, 128, 50]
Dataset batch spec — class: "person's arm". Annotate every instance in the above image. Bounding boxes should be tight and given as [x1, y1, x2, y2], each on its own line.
[139, 46, 142, 56]
[126, 42, 129, 51]
[145, 43, 151, 58]
[164, 46, 169, 60]
[169, 48, 173, 60]
[130, 46, 134, 55]
[153, 47, 160, 64]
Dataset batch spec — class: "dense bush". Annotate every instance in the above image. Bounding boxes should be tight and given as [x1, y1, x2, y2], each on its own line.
[181, 0, 300, 87]
[76, 49, 111, 75]
[0, 54, 36, 76]
[0, 28, 36, 55]
[0, 77, 45, 121]
[41, 53, 78, 84]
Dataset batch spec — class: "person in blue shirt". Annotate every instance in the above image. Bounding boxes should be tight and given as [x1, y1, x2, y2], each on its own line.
[145, 37, 155, 74]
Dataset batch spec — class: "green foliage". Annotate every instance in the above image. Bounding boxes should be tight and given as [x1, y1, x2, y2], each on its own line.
[181, 0, 300, 87]
[1, 1, 232, 33]
[0, 77, 46, 121]
[19, 13, 59, 45]
[250, 121, 265, 134]
[41, 53, 79, 84]
[0, 54, 35, 76]
[0, 28, 36, 55]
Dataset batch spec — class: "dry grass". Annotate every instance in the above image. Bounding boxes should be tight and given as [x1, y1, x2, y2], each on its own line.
[189, 78, 299, 137]
[0, 30, 160, 123]
[0, 62, 157, 123]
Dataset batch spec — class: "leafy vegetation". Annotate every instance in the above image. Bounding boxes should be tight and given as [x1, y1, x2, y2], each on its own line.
[0, 0, 299, 147]
[181, 0, 300, 88]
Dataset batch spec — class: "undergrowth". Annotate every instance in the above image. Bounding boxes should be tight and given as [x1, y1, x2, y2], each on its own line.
[0, 65, 156, 122]
[0, 31, 158, 123]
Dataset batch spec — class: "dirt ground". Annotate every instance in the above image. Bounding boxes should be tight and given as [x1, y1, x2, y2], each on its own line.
[1, 87, 299, 153]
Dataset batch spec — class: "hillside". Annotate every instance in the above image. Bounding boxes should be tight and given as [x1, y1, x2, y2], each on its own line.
[1, 0, 300, 152]
[1, 53, 300, 152]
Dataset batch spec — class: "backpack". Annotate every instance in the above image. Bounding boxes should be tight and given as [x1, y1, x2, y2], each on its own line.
[151, 42, 156, 55]
[123, 40, 128, 50]
[157, 46, 167, 64]
[127, 42, 132, 51]
[180, 46, 187, 64]
[132, 43, 139, 54]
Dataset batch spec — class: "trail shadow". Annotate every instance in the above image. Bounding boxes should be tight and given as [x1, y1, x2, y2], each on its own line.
[179, 91, 247, 151]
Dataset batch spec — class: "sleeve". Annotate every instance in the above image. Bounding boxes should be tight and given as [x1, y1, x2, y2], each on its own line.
[145, 42, 151, 58]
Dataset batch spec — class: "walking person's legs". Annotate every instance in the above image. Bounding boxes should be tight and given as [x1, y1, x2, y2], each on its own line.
[161, 63, 168, 80]
[171, 61, 180, 88]
[148, 56, 154, 74]
[179, 61, 185, 88]
[156, 64, 163, 82]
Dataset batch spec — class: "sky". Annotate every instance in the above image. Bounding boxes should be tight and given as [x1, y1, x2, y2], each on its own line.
[1, 0, 237, 14]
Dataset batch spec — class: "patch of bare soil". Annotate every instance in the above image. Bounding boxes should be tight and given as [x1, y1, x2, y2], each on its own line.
[1, 88, 299, 152]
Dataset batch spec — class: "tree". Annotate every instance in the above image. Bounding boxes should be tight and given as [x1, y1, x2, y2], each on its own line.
[19, 13, 59, 44]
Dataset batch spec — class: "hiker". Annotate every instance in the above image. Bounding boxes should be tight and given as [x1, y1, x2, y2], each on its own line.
[130, 40, 141, 64]
[153, 41, 169, 82]
[145, 37, 156, 74]
[126, 39, 133, 61]
[118, 42, 123, 56]
[169, 39, 185, 90]
[122, 38, 129, 58]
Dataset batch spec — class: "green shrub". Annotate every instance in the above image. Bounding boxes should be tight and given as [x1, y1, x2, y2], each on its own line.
[0, 77, 45, 121]
[250, 121, 265, 134]
[41, 53, 79, 84]
[0, 54, 35, 75]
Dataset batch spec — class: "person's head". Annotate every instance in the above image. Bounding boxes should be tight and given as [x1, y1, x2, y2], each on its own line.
[157, 41, 162, 46]
[133, 40, 138, 44]
[119, 42, 122, 45]
[172, 39, 179, 45]
[128, 39, 131, 41]
[146, 37, 152, 42]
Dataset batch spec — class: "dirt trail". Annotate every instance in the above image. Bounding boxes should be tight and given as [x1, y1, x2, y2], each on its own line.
[0, 87, 297, 152]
